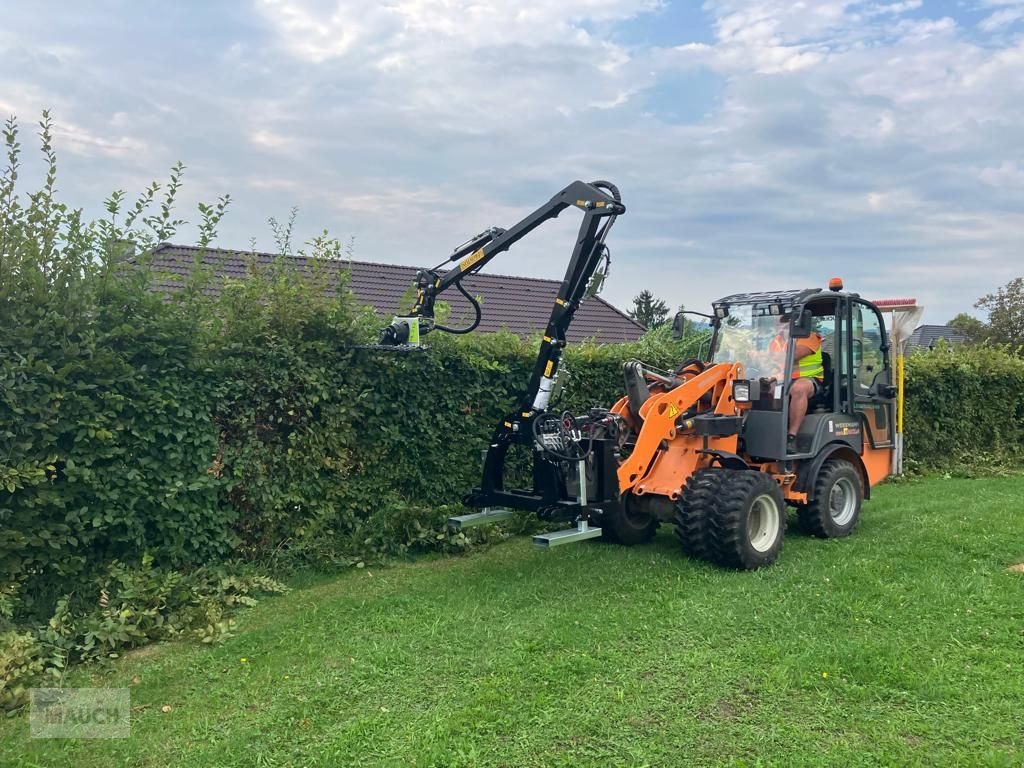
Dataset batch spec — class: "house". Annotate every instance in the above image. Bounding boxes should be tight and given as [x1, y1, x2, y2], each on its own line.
[142, 244, 646, 344]
[907, 325, 971, 351]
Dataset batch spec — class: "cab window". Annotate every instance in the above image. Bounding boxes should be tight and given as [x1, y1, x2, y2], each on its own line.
[813, 314, 836, 357]
[852, 303, 886, 395]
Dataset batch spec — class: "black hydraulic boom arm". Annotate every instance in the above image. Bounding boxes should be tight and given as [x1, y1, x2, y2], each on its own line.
[378, 179, 625, 515]
[379, 179, 624, 418]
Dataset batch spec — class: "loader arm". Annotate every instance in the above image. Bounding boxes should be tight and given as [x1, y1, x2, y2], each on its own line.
[618, 362, 744, 497]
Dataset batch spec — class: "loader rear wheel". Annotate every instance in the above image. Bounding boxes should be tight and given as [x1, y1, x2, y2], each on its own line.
[798, 459, 863, 538]
[708, 470, 785, 570]
[674, 468, 727, 561]
[602, 493, 659, 546]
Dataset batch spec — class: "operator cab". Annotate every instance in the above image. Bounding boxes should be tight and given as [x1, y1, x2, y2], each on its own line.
[697, 284, 896, 461]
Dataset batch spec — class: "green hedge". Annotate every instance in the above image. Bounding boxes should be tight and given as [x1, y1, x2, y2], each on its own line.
[904, 344, 1024, 471]
[7, 250, 1022, 605]
[0, 277, 226, 594]
[1, 238, 707, 601]
[4, 113, 1024, 619]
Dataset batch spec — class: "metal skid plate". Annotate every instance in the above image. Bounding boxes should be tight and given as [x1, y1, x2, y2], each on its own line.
[532, 520, 602, 548]
[447, 507, 517, 530]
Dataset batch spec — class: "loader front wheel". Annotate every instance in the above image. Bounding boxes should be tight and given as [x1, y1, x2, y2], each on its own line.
[674, 467, 727, 561]
[709, 470, 785, 570]
[602, 493, 659, 546]
[798, 459, 863, 538]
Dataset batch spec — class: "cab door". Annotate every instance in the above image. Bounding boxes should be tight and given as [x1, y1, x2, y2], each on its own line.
[849, 300, 895, 448]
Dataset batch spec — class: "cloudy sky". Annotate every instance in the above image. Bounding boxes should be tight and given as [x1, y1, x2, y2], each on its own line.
[2, 0, 1022, 323]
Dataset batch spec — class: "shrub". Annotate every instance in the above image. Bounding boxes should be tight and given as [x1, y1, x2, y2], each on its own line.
[903, 344, 1024, 471]
[0, 114, 232, 596]
[0, 560, 289, 710]
[0, 631, 44, 710]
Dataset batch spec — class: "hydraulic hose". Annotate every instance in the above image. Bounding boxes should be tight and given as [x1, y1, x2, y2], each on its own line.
[433, 280, 482, 335]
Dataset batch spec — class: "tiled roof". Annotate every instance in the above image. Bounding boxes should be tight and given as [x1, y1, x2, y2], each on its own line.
[908, 325, 970, 349]
[140, 244, 646, 344]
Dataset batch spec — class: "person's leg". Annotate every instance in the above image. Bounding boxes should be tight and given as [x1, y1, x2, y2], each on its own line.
[788, 378, 815, 438]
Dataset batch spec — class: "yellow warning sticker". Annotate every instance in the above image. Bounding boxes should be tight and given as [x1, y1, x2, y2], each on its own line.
[459, 248, 486, 272]
[544, 360, 554, 377]
[667, 404, 680, 418]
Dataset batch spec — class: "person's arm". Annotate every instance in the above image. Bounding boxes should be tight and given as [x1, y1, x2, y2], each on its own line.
[793, 333, 821, 360]
[794, 340, 817, 359]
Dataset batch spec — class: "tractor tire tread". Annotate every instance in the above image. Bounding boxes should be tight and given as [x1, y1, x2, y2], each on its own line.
[798, 459, 863, 538]
[602, 495, 659, 546]
[674, 467, 727, 561]
[708, 470, 785, 570]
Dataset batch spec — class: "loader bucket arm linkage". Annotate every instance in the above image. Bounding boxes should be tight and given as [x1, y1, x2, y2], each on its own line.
[616, 362, 743, 498]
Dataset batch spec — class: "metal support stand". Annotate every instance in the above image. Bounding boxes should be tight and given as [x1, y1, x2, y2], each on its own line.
[532, 458, 602, 547]
[447, 508, 516, 531]
[532, 518, 602, 548]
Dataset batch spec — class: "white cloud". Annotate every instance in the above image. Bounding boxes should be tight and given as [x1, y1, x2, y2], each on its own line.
[250, 0, 661, 135]
[978, 161, 1024, 187]
[864, 0, 923, 15]
[980, 7, 1024, 30]
[249, 128, 298, 152]
[2, 0, 1023, 324]
[675, 0, 849, 74]
[55, 121, 149, 159]
[312, 0, 1019, 318]
[254, 0, 660, 62]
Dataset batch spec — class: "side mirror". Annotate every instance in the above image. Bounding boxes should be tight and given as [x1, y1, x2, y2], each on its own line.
[791, 309, 813, 338]
[671, 311, 686, 340]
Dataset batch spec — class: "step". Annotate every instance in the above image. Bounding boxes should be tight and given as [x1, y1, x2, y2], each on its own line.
[447, 508, 517, 531]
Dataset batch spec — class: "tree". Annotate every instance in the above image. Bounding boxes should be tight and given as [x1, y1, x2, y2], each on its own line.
[976, 277, 1024, 349]
[947, 312, 987, 342]
[628, 289, 670, 329]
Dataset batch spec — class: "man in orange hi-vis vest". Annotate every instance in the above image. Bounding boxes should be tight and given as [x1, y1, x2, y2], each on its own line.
[769, 315, 825, 452]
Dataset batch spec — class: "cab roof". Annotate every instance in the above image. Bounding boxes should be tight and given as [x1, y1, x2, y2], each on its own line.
[712, 287, 863, 309]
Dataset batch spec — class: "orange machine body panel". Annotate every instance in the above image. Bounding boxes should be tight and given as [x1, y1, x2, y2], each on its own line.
[611, 362, 893, 505]
[617, 363, 743, 498]
[861, 442, 892, 487]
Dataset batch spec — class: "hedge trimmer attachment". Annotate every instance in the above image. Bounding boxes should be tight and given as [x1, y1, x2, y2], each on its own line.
[375, 180, 622, 359]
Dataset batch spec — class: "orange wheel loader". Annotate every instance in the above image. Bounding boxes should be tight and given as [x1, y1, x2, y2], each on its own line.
[378, 181, 896, 569]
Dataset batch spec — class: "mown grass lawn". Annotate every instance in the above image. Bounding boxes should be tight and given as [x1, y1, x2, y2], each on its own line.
[4, 475, 1024, 767]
